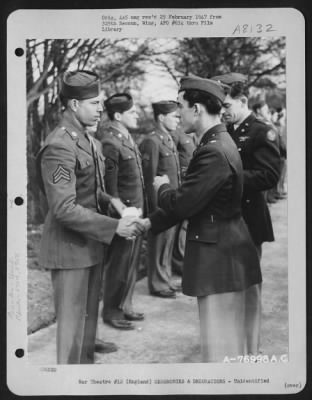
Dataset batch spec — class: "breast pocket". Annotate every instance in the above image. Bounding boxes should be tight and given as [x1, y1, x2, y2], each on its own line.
[159, 147, 174, 170]
[77, 155, 94, 172]
[120, 148, 135, 162]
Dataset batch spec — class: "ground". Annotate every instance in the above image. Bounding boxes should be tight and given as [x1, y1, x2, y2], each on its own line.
[27, 197, 288, 363]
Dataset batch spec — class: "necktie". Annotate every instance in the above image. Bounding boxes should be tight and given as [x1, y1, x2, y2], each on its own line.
[85, 133, 106, 211]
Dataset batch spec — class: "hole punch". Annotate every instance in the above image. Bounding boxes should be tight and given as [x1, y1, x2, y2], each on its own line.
[15, 48, 24, 57]
[15, 348, 24, 358]
[14, 196, 24, 206]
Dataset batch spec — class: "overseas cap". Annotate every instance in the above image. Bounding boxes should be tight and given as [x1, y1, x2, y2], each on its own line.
[179, 76, 226, 102]
[61, 70, 100, 100]
[211, 72, 248, 85]
[104, 93, 133, 113]
[152, 101, 178, 115]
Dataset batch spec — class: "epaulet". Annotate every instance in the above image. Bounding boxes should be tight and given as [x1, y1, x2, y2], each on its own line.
[60, 126, 79, 140]
[107, 130, 124, 142]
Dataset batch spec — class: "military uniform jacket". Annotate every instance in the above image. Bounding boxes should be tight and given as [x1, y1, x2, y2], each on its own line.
[228, 113, 281, 244]
[139, 128, 181, 212]
[100, 123, 145, 211]
[150, 124, 261, 297]
[36, 111, 119, 269]
[171, 130, 197, 178]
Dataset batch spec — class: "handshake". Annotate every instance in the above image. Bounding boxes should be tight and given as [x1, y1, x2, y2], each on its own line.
[116, 215, 151, 240]
[110, 198, 150, 240]
[111, 174, 170, 240]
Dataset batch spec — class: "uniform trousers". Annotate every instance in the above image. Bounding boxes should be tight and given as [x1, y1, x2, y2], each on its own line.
[51, 263, 102, 364]
[172, 220, 187, 276]
[197, 284, 261, 363]
[244, 244, 262, 355]
[103, 235, 143, 320]
[147, 227, 176, 293]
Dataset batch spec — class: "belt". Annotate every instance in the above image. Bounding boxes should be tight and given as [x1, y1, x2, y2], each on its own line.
[205, 212, 242, 222]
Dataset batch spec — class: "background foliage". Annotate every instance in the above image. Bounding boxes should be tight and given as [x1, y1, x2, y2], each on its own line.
[27, 37, 286, 224]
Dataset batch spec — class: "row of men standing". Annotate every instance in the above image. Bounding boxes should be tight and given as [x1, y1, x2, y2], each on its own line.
[98, 73, 281, 334]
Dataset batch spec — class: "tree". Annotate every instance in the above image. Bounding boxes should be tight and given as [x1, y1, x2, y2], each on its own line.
[169, 37, 286, 87]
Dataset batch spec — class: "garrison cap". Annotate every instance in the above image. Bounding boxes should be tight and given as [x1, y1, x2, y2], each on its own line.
[104, 93, 133, 113]
[211, 72, 248, 85]
[179, 76, 226, 102]
[61, 70, 100, 100]
[152, 100, 178, 115]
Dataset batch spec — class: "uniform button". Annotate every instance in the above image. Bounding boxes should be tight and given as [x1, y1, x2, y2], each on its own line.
[241, 129, 245, 132]
[128, 156, 131, 159]
[246, 199, 250, 203]
[238, 148, 241, 151]
[195, 235, 199, 239]
[166, 153, 169, 156]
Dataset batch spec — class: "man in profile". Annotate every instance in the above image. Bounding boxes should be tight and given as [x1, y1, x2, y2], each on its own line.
[139, 101, 181, 298]
[212, 72, 281, 355]
[141, 76, 262, 362]
[37, 70, 141, 364]
[100, 93, 146, 330]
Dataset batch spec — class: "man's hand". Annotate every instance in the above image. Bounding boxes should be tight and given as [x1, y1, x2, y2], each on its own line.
[153, 175, 170, 193]
[140, 218, 151, 232]
[116, 216, 145, 239]
[110, 197, 127, 216]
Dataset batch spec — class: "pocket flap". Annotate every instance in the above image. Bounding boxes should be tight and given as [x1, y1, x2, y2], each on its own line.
[120, 149, 134, 160]
[187, 222, 219, 243]
[77, 156, 93, 169]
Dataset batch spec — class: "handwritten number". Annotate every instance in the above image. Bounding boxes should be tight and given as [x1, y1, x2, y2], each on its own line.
[256, 24, 262, 33]
[266, 24, 275, 32]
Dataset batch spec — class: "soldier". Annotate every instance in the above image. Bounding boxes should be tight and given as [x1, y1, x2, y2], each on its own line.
[139, 101, 181, 298]
[170, 128, 197, 275]
[36, 70, 142, 364]
[99, 93, 146, 330]
[212, 72, 281, 355]
[141, 76, 261, 362]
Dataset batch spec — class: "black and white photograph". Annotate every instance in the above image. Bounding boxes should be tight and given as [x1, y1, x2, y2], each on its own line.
[6, 8, 306, 396]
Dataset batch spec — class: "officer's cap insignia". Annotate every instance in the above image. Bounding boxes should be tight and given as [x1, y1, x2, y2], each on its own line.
[267, 130, 276, 141]
[53, 164, 71, 184]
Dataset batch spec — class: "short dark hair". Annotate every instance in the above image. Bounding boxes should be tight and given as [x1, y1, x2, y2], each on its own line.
[252, 100, 266, 114]
[107, 111, 116, 121]
[225, 82, 249, 99]
[59, 93, 70, 108]
[182, 89, 222, 115]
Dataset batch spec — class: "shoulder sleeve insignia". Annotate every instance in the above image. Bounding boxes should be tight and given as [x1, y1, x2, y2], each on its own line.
[52, 164, 71, 184]
[267, 129, 277, 141]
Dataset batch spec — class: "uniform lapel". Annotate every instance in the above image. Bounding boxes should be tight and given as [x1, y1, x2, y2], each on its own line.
[60, 113, 93, 156]
[155, 129, 172, 150]
[110, 124, 136, 153]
